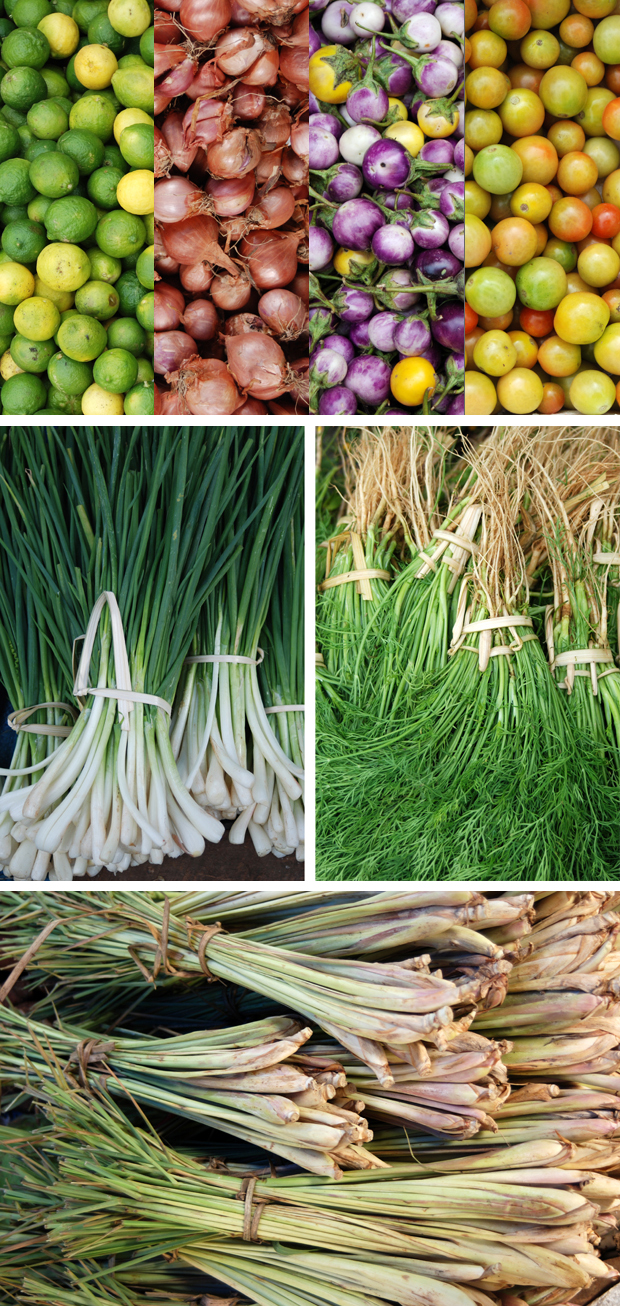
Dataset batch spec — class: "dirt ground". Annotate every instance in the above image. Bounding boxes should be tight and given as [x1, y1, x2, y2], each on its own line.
[88, 829, 304, 882]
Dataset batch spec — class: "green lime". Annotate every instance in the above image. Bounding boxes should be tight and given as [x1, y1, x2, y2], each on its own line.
[10, 331, 55, 370]
[17, 123, 34, 150]
[54, 0, 75, 15]
[45, 194, 97, 242]
[74, 277, 118, 317]
[47, 383, 81, 410]
[118, 121, 151, 169]
[1, 369, 46, 410]
[87, 246, 120, 281]
[53, 303, 78, 342]
[116, 53, 144, 68]
[142, 211, 152, 244]
[135, 243, 152, 290]
[65, 51, 81, 90]
[12, 0, 51, 24]
[0, 301, 15, 334]
[96, 208, 144, 258]
[29, 149, 79, 196]
[58, 125, 104, 174]
[27, 98, 69, 139]
[122, 250, 138, 270]
[135, 355, 151, 381]
[1, 26, 49, 66]
[143, 329, 152, 355]
[69, 91, 115, 140]
[57, 309, 105, 358]
[86, 163, 121, 208]
[0, 104, 26, 127]
[111, 64, 152, 113]
[114, 267, 141, 314]
[3, 0, 17, 16]
[27, 192, 50, 220]
[0, 115, 19, 159]
[1, 202, 27, 222]
[2, 217, 46, 260]
[135, 290, 152, 331]
[106, 312, 143, 353]
[87, 10, 124, 51]
[139, 24, 152, 66]
[0, 20, 15, 38]
[93, 344, 136, 391]
[102, 142, 125, 170]
[40, 66, 69, 97]
[47, 346, 91, 391]
[0, 333, 13, 354]
[25, 137, 55, 161]
[71, 0, 107, 31]
[0, 157, 35, 204]
[0, 64, 46, 109]
[124, 378, 152, 412]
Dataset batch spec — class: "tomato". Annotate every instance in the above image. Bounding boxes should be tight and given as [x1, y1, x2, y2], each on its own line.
[465, 214, 493, 267]
[577, 232, 610, 252]
[593, 320, 620, 369]
[554, 289, 610, 340]
[520, 305, 556, 333]
[466, 179, 493, 219]
[472, 10, 490, 28]
[333, 248, 375, 276]
[465, 370, 498, 413]
[516, 255, 568, 307]
[591, 203, 620, 238]
[309, 48, 356, 104]
[571, 51, 605, 86]
[482, 251, 518, 277]
[465, 108, 504, 150]
[537, 334, 582, 373]
[570, 368, 616, 411]
[520, 30, 560, 68]
[533, 222, 548, 253]
[478, 310, 515, 328]
[549, 195, 593, 240]
[488, 0, 532, 39]
[556, 150, 599, 195]
[509, 63, 544, 90]
[546, 184, 564, 204]
[547, 119, 586, 156]
[565, 271, 593, 292]
[497, 367, 544, 410]
[560, 12, 593, 44]
[511, 181, 553, 221]
[465, 0, 478, 27]
[384, 121, 425, 157]
[465, 266, 518, 315]
[539, 65, 589, 116]
[465, 327, 485, 365]
[473, 329, 518, 374]
[538, 380, 565, 410]
[500, 88, 546, 135]
[465, 67, 512, 108]
[510, 135, 558, 182]
[469, 29, 509, 65]
[508, 329, 538, 364]
[465, 303, 479, 333]
[605, 64, 620, 93]
[602, 287, 620, 318]
[543, 235, 577, 270]
[583, 136, 620, 177]
[527, 0, 570, 28]
[473, 144, 524, 193]
[593, 14, 620, 64]
[602, 168, 620, 205]
[577, 85, 615, 134]
[492, 215, 539, 263]
[417, 102, 460, 137]
[574, 0, 616, 15]
[390, 357, 437, 406]
[464, 143, 475, 176]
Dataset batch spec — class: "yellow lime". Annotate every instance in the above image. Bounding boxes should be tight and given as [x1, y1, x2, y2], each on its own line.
[113, 106, 151, 144]
[74, 43, 118, 89]
[13, 294, 60, 340]
[81, 380, 123, 412]
[34, 275, 73, 310]
[107, 0, 150, 37]
[37, 12, 79, 57]
[116, 168, 152, 215]
[0, 261, 35, 304]
[37, 242, 90, 291]
[0, 348, 22, 379]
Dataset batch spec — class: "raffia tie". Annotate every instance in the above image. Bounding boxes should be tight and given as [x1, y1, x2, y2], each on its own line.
[318, 531, 390, 600]
[73, 592, 172, 728]
[184, 651, 264, 666]
[0, 702, 80, 777]
[236, 1175, 268, 1242]
[545, 606, 616, 695]
[66, 1038, 114, 1092]
[450, 583, 536, 672]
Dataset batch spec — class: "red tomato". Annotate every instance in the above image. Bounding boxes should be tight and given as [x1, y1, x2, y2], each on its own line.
[538, 381, 565, 412]
[591, 203, 620, 238]
[465, 303, 479, 332]
[519, 306, 556, 335]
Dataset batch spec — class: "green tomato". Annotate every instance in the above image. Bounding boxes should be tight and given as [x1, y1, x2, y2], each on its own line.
[515, 257, 568, 310]
[465, 267, 517, 317]
[472, 144, 523, 196]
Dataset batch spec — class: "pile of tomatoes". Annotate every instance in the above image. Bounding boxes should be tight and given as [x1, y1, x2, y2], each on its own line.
[464, 0, 620, 414]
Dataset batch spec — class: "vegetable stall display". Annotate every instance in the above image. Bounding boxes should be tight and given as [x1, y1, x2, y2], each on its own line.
[3, 888, 620, 1304]
[464, 0, 620, 416]
[0, 422, 304, 881]
[310, 0, 465, 417]
[153, 0, 309, 415]
[0, 0, 154, 416]
[316, 424, 620, 880]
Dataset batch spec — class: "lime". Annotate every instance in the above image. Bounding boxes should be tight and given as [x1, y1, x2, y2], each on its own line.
[111, 64, 151, 112]
[14, 292, 59, 337]
[112, 105, 150, 144]
[138, 23, 152, 66]
[25, 137, 56, 161]
[58, 125, 104, 174]
[92, 344, 135, 390]
[37, 12, 79, 56]
[29, 149, 79, 195]
[45, 194, 97, 242]
[106, 312, 143, 352]
[135, 242, 152, 289]
[48, 383, 81, 410]
[0, 333, 13, 355]
[86, 162, 121, 207]
[72, 0, 108, 32]
[135, 355, 151, 381]
[0, 347, 22, 377]
[69, 90, 115, 138]
[96, 207, 144, 257]
[102, 142, 125, 169]
[0, 108, 26, 132]
[57, 309, 105, 357]
[118, 122, 151, 169]
[0, 157, 35, 204]
[0, 64, 46, 109]
[116, 53, 143, 68]
[47, 346, 91, 391]
[87, 10, 124, 52]
[27, 98, 69, 139]
[81, 378, 123, 411]
[10, 331, 55, 369]
[124, 378, 151, 412]
[122, 249, 138, 270]
[1, 217, 46, 260]
[1, 369, 46, 410]
[0, 302, 15, 335]
[12, 0, 52, 26]
[74, 42, 116, 88]
[74, 277, 118, 317]
[40, 66, 69, 96]
[17, 123, 34, 151]
[1, 202, 28, 223]
[116, 168, 151, 215]
[108, 0, 150, 36]
[143, 211, 153, 244]
[0, 20, 15, 38]
[34, 273, 73, 308]
[2, 26, 49, 66]
[86, 246, 120, 281]
[53, 304, 78, 341]
[135, 289, 152, 331]
[37, 240, 90, 289]
[27, 192, 51, 221]
[0, 116, 19, 162]
[114, 266, 140, 314]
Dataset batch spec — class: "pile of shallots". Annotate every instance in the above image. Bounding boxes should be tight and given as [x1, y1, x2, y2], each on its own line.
[154, 0, 309, 415]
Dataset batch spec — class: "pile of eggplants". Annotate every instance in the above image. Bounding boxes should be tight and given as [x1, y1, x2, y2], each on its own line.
[310, 3, 465, 416]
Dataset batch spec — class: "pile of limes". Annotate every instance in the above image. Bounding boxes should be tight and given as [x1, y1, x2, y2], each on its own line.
[0, 0, 153, 414]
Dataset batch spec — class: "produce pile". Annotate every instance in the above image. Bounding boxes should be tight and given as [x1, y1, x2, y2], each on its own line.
[0, 422, 304, 881]
[464, 0, 620, 417]
[4, 888, 620, 1305]
[153, 0, 309, 415]
[0, 0, 154, 416]
[309, 0, 465, 417]
[316, 423, 620, 880]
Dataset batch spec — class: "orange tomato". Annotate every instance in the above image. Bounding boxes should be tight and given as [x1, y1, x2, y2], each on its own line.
[510, 134, 558, 182]
[537, 334, 582, 374]
[468, 28, 508, 65]
[464, 303, 479, 332]
[572, 0, 616, 15]
[465, 0, 478, 26]
[538, 380, 565, 410]
[548, 195, 594, 240]
[602, 287, 620, 319]
[602, 97, 620, 140]
[547, 119, 586, 155]
[559, 12, 593, 44]
[592, 202, 620, 238]
[508, 329, 539, 364]
[571, 51, 605, 86]
[556, 150, 599, 194]
[509, 63, 544, 91]
[491, 215, 539, 263]
[605, 65, 620, 95]
[488, 0, 532, 39]
[466, 67, 512, 108]
[527, 0, 571, 27]
[478, 310, 515, 329]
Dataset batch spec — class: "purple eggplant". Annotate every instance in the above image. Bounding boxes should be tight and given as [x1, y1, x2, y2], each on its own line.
[448, 222, 464, 262]
[419, 138, 454, 165]
[310, 126, 341, 170]
[346, 80, 390, 123]
[435, 1, 464, 36]
[346, 355, 392, 405]
[435, 37, 461, 64]
[311, 347, 349, 387]
[382, 190, 415, 210]
[349, 320, 371, 347]
[414, 248, 461, 281]
[332, 196, 385, 250]
[440, 181, 464, 221]
[453, 138, 465, 171]
[416, 340, 443, 368]
[310, 23, 322, 54]
[332, 285, 375, 323]
[319, 385, 358, 414]
[310, 113, 345, 139]
[392, 0, 436, 18]
[367, 310, 401, 351]
[321, 0, 357, 41]
[363, 138, 410, 190]
[399, 12, 442, 49]
[372, 222, 415, 265]
[310, 0, 328, 10]
[431, 300, 464, 352]
[413, 209, 450, 250]
[326, 162, 364, 202]
[393, 314, 431, 355]
[323, 334, 356, 363]
[309, 226, 334, 271]
[309, 93, 320, 114]
[414, 54, 458, 96]
[375, 54, 413, 96]
[375, 267, 420, 310]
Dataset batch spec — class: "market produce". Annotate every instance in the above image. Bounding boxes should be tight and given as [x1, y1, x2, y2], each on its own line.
[0, 0, 154, 415]
[0, 422, 304, 881]
[310, 1, 465, 417]
[153, 0, 309, 415]
[316, 424, 620, 880]
[462, 0, 620, 415]
[3, 889, 620, 1305]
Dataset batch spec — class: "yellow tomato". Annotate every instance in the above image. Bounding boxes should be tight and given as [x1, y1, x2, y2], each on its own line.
[473, 329, 517, 375]
[593, 323, 620, 372]
[569, 368, 616, 412]
[554, 291, 610, 343]
[390, 356, 437, 405]
[465, 370, 497, 413]
[333, 248, 375, 276]
[578, 242, 620, 287]
[385, 121, 425, 157]
[465, 180, 492, 219]
[497, 368, 544, 413]
[508, 330, 538, 367]
[388, 98, 408, 121]
[309, 47, 355, 104]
